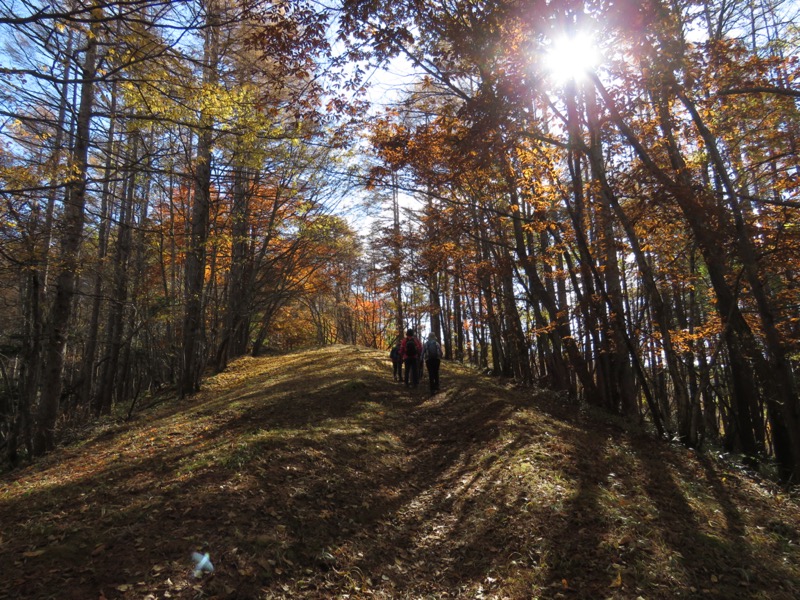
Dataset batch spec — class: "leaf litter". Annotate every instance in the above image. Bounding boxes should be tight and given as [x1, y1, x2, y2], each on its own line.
[0, 345, 799, 599]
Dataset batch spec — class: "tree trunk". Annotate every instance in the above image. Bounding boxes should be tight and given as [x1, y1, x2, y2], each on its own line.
[180, 3, 220, 396]
[453, 266, 465, 361]
[591, 73, 765, 458]
[216, 166, 252, 372]
[678, 88, 800, 479]
[80, 79, 119, 410]
[508, 200, 599, 401]
[499, 253, 533, 384]
[94, 135, 138, 415]
[34, 12, 100, 454]
[584, 88, 637, 416]
[391, 170, 404, 340]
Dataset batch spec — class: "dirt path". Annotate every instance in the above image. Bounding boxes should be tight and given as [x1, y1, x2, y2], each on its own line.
[1, 346, 799, 599]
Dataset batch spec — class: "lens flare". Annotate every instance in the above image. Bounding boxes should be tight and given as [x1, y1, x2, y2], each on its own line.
[544, 33, 599, 84]
[191, 551, 214, 577]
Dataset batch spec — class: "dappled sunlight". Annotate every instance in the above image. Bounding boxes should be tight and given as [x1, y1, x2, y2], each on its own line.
[1, 347, 799, 599]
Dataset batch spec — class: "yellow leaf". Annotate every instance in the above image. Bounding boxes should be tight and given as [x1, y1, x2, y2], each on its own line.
[23, 550, 45, 558]
[610, 571, 622, 588]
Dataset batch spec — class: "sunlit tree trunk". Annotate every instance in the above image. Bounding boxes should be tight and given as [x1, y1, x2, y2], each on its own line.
[439, 271, 453, 358]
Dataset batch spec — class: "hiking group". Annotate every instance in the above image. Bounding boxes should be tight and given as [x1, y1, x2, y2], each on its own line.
[390, 329, 442, 395]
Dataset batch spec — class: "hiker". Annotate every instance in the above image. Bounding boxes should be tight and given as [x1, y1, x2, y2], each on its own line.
[402, 329, 423, 388]
[423, 332, 442, 394]
[389, 340, 403, 381]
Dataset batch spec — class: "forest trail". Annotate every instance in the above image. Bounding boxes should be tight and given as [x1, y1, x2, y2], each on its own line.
[1, 346, 799, 599]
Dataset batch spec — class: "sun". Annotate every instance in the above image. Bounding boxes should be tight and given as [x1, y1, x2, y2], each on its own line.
[543, 32, 600, 84]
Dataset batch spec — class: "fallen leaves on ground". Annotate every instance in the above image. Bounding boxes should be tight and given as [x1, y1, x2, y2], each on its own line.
[1, 345, 799, 599]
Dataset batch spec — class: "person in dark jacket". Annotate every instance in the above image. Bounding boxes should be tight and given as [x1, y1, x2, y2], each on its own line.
[423, 332, 442, 394]
[389, 340, 403, 381]
[401, 329, 423, 388]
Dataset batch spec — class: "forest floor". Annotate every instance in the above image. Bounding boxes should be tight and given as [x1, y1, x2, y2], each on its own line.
[1, 346, 799, 600]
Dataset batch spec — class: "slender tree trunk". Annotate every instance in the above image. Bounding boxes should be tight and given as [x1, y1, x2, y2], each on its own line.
[453, 266, 465, 361]
[591, 73, 765, 458]
[94, 135, 138, 415]
[439, 271, 453, 358]
[499, 252, 532, 384]
[181, 3, 220, 396]
[216, 166, 251, 371]
[80, 79, 119, 410]
[11, 272, 40, 464]
[509, 202, 598, 401]
[392, 171, 404, 339]
[678, 89, 800, 479]
[585, 89, 637, 416]
[477, 244, 503, 375]
[33, 12, 100, 454]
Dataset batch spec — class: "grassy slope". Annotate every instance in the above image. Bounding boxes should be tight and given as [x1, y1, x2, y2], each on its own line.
[0, 345, 798, 600]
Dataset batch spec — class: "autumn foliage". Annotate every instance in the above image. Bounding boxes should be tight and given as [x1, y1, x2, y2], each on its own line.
[2, 0, 800, 482]
[346, 0, 800, 480]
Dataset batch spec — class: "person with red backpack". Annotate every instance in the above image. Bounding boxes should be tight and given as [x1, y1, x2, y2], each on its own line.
[401, 329, 423, 388]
